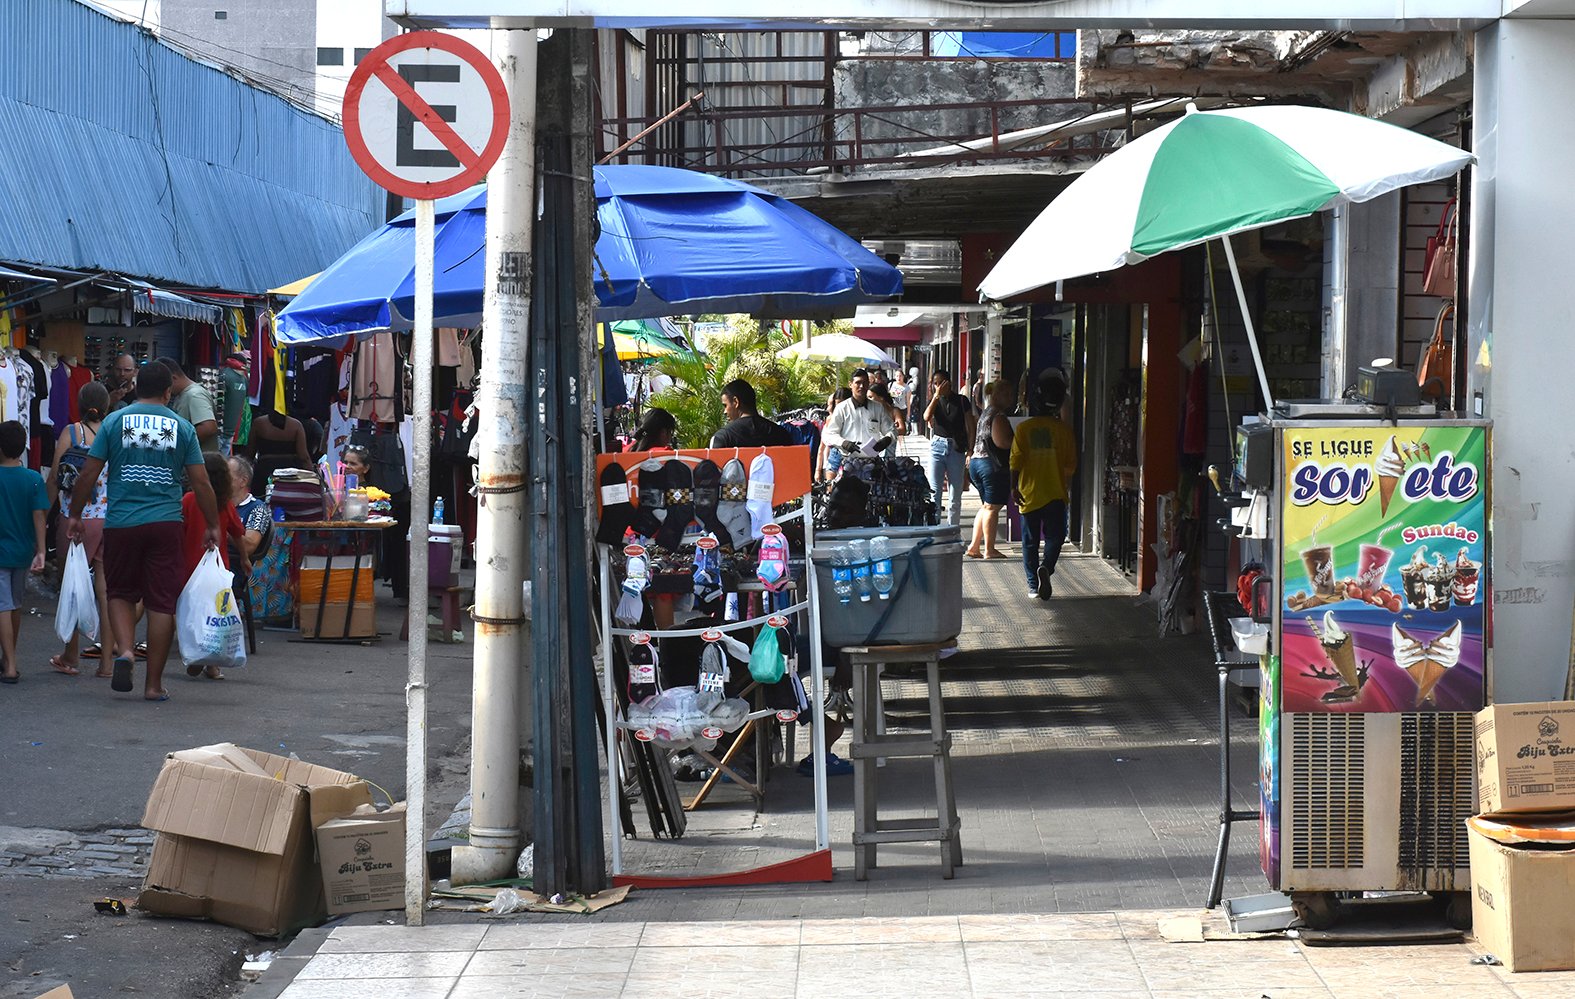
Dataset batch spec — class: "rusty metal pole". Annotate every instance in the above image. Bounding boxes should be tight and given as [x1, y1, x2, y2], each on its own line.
[451, 26, 538, 886]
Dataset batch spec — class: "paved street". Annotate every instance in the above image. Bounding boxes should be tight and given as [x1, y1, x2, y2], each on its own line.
[0, 596, 476, 999]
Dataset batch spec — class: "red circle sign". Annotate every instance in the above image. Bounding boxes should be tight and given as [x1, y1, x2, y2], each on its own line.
[342, 31, 509, 200]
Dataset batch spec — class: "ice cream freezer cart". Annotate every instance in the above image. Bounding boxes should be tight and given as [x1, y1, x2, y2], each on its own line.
[1239, 408, 1489, 927]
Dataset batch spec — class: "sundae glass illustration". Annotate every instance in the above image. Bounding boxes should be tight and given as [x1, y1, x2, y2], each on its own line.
[1452, 548, 1480, 606]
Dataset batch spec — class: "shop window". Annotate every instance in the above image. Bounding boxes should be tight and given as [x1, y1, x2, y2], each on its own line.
[317, 47, 345, 66]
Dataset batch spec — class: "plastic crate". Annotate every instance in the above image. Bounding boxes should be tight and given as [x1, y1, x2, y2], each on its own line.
[812, 526, 964, 646]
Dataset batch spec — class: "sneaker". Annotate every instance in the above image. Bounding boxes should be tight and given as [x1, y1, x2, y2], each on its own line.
[797, 753, 855, 777]
[1036, 565, 1053, 600]
[1026, 584, 1039, 598]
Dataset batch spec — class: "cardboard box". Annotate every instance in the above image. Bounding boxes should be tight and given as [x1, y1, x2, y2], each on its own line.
[1469, 818, 1575, 971]
[316, 803, 406, 915]
[1476, 701, 1575, 814]
[33, 987, 74, 999]
[298, 555, 377, 639]
[138, 745, 370, 936]
[170, 743, 271, 776]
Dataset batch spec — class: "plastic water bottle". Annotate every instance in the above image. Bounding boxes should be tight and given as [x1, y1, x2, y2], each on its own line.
[850, 539, 873, 603]
[433, 497, 445, 525]
[831, 546, 853, 604]
[871, 536, 894, 600]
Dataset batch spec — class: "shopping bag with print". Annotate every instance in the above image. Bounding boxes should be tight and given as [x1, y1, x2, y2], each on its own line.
[176, 548, 248, 669]
[54, 541, 98, 644]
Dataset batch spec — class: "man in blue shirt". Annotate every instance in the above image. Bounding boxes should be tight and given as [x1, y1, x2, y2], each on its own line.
[69, 361, 218, 701]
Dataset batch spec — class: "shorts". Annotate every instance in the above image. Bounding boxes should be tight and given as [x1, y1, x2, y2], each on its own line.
[59, 516, 105, 564]
[105, 521, 186, 615]
[968, 456, 1010, 506]
[0, 566, 28, 612]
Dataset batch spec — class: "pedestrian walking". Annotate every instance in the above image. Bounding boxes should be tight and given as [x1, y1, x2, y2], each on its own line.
[1011, 370, 1078, 599]
[822, 369, 894, 477]
[817, 387, 851, 481]
[923, 369, 974, 526]
[68, 359, 218, 701]
[889, 370, 912, 434]
[966, 380, 1016, 560]
[46, 382, 113, 678]
[870, 382, 906, 441]
[180, 453, 248, 680]
[0, 421, 48, 684]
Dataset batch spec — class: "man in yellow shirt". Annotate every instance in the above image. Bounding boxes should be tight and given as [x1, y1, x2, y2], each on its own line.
[1010, 369, 1078, 599]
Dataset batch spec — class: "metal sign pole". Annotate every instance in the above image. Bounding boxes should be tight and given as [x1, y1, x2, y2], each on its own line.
[404, 197, 435, 924]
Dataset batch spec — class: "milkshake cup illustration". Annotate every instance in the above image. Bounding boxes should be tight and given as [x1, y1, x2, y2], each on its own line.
[1375, 435, 1407, 515]
[1357, 543, 1394, 592]
[1301, 545, 1337, 599]
[1452, 548, 1480, 606]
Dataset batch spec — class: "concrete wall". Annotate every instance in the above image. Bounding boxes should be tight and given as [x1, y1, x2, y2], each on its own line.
[1470, 19, 1575, 702]
[832, 59, 1084, 161]
[162, 0, 316, 104]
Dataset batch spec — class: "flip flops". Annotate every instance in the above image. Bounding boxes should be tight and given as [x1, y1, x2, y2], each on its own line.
[0, 672, 18, 684]
[50, 656, 80, 676]
[111, 657, 134, 693]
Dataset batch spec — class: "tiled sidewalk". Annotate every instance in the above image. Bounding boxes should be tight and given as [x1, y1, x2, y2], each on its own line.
[249, 912, 1549, 999]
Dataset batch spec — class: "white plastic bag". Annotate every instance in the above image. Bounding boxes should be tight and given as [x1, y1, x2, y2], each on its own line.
[176, 548, 247, 669]
[54, 541, 98, 644]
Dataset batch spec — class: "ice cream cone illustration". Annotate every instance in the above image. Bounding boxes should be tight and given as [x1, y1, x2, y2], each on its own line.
[1319, 611, 1361, 688]
[1392, 620, 1463, 706]
[1375, 435, 1406, 515]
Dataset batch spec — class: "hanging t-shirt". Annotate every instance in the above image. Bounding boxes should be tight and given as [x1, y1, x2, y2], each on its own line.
[12, 357, 32, 440]
[0, 356, 18, 422]
[350, 332, 399, 423]
[67, 363, 93, 422]
[20, 350, 47, 435]
[48, 363, 70, 429]
[88, 402, 202, 528]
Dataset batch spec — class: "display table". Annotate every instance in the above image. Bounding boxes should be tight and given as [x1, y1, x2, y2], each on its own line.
[249, 519, 396, 641]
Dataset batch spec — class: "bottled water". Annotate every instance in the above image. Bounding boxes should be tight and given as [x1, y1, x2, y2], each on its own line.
[433, 497, 445, 525]
[831, 546, 853, 604]
[849, 539, 873, 603]
[871, 536, 894, 600]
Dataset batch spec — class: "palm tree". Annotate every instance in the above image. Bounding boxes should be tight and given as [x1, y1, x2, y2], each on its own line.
[649, 318, 856, 445]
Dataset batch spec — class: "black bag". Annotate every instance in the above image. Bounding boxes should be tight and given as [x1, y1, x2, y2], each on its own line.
[56, 423, 92, 499]
[350, 426, 409, 494]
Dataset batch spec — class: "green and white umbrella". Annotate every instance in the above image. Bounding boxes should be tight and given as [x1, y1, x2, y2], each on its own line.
[980, 104, 1472, 404]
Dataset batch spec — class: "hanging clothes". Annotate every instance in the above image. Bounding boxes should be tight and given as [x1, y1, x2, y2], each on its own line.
[249, 315, 267, 404]
[23, 350, 49, 433]
[12, 354, 32, 440]
[67, 362, 93, 422]
[49, 362, 70, 428]
[349, 331, 399, 423]
[437, 327, 462, 368]
[0, 354, 18, 422]
[271, 340, 286, 414]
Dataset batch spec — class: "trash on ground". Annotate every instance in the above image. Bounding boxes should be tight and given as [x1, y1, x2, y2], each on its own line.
[93, 899, 128, 916]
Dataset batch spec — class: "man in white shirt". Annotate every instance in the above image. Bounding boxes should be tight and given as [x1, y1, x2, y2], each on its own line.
[822, 368, 895, 477]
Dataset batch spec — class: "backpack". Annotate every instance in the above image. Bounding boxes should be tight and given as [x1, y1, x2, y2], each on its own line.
[56, 424, 92, 500]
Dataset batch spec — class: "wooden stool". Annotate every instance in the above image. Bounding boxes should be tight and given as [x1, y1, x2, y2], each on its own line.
[839, 642, 963, 880]
[400, 585, 467, 643]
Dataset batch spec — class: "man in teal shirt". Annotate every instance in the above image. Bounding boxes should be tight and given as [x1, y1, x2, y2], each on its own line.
[69, 361, 218, 701]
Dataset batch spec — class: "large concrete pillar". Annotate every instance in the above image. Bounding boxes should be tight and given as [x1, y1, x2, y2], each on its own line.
[1470, 20, 1575, 701]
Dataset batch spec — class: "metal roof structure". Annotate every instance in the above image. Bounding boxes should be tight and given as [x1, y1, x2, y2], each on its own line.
[0, 0, 381, 295]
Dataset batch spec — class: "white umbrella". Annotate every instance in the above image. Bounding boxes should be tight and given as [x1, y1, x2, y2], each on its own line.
[980, 104, 1473, 405]
[777, 332, 897, 368]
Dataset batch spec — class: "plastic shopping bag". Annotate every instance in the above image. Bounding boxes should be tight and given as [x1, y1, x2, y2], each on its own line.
[176, 548, 247, 669]
[53, 541, 99, 644]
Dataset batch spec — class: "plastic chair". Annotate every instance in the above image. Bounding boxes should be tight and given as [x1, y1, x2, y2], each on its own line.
[1202, 589, 1262, 909]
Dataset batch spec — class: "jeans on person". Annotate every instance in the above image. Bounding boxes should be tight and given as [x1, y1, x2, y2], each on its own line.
[1021, 499, 1068, 588]
[927, 437, 965, 525]
[826, 446, 844, 477]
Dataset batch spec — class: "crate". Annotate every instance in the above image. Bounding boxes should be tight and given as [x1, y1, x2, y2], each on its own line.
[812, 526, 964, 646]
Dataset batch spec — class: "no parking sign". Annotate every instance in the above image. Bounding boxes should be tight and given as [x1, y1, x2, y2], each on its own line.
[342, 31, 509, 198]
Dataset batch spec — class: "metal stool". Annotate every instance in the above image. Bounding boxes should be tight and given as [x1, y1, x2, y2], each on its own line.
[1202, 590, 1262, 908]
[839, 642, 963, 880]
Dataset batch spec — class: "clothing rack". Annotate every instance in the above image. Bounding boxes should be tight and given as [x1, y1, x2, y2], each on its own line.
[595, 445, 832, 887]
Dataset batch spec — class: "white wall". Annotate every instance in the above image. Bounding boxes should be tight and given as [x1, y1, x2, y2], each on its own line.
[1470, 19, 1575, 701]
[314, 0, 386, 116]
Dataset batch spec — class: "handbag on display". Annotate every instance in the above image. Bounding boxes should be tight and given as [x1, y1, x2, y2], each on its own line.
[1423, 198, 1458, 300]
[1417, 303, 1455, 407]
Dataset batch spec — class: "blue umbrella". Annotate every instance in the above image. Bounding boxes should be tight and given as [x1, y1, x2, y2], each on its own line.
[275, 165, 902, 347]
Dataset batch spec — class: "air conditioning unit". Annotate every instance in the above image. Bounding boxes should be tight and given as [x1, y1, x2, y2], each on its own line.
[1281, 711, 1474, 893]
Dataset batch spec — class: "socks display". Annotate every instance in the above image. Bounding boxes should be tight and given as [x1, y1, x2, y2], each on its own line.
[717, 458, 752, 550]
[615, 549, 650, 625]
[628, 638, 661, 704]
[756, 528, 789, 591]
[691, 459, 729, 547]
[692, 534, 723, 604]
[654, 459, 695, 550]
[631, 460, 667, 540]
[746, 452, 776, 540]
[595, 462, 637, 546]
